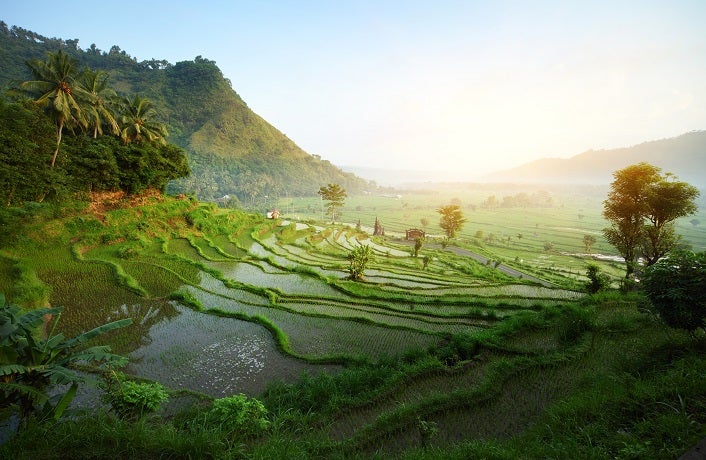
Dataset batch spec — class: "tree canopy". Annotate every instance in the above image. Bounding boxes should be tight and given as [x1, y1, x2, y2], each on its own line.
[602, 162, 699, 278]
[0, 50, 190, 206]
[318, 183, 347, 223]
[437, 204, 467, 238]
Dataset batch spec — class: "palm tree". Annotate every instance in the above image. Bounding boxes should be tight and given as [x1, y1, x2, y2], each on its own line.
[21, 50, 88, 168]
[77, 69, 119, 138]
[118, 94, 167, 144]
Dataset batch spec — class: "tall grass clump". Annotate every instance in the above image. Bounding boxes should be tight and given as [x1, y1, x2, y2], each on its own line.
[10, 259, 51, 307]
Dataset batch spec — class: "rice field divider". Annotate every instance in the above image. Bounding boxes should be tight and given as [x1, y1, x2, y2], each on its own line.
[343, 335, 595, 450]
[163, 252, 275, 303]
[328, 279, 532, 306]
[198, 235, 242, 260]
[253, 232, 327, 269]
[204, 307, 367, 366]
[207, 286, 446, 339]
[73, 244, 149, 297]
[278, 295, 500, 325]
[183, 235, 238, 262]
[276, 299, 491, 334]
[175, 280, 454, 353]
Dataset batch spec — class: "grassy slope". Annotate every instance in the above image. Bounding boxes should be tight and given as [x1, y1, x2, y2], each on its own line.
[0, 195, 704, 459]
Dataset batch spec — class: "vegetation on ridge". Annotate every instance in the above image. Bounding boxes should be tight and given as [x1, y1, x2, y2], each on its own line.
[0, 23, 373, 203]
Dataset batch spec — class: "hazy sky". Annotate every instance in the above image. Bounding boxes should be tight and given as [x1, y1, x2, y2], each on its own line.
[4, 1, 706, 178]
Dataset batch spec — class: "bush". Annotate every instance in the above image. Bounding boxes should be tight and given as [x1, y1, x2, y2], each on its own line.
[206, 394, 270, 438]
[585, 263, 611, 293]
[101, 371, 169, 420]
[642, 249, 706, 333]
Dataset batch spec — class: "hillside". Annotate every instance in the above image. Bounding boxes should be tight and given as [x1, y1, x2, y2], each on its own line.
[0, 195, 704, 458]
[484, 131, 706, 186]
[0, 22, 372, 201]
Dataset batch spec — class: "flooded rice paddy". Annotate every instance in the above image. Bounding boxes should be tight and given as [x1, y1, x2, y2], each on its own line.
[127, 304, 337, 397]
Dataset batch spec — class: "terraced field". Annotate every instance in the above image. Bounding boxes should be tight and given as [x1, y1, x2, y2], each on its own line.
[50, 204, 586, 398]
[5, 198, 705, 459]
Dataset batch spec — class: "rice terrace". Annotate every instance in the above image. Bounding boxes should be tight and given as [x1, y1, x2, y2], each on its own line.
[2, 10, 706, 459]
[2, 182, 706, 458]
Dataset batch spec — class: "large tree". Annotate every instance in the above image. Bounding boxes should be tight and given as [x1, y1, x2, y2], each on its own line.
[21, 50, 88, 168]
[603, 162, 699, 278]
[437, 204, 467, 238]
[318, 183, 346, 223]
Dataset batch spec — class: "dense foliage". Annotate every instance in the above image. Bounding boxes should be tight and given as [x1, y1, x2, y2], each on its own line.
[0, 296, 131, 426]
[642, 249, 706, 333]
[0, 97, 189, 205]
[437, 204, 467, 238]
[603, 162, 699, 278]
[0, 23, 373, 203]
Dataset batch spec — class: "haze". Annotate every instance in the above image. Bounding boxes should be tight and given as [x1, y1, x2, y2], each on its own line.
[4, 1, 706, 179]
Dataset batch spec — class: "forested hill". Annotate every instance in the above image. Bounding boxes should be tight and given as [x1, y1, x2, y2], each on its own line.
[0, 23, 372, 202]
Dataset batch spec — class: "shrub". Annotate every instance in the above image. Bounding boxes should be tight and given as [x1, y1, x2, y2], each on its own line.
[585, 263, 611, 293]
[101, 371, 169, 420]
[642, 249, 706, 334]
[206, 394, 270, 438]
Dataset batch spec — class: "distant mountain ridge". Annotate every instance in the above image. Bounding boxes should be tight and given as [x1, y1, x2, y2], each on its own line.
[483, 131, 706, 186]
[0, 22, 371, 201]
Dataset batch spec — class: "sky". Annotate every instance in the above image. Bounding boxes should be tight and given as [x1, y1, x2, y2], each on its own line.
[4, 1, 706, 179]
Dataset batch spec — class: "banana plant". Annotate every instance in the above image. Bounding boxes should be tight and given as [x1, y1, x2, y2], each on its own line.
[0, 294, 132, 428]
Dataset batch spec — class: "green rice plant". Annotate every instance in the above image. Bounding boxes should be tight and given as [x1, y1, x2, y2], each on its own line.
[9, 259, 51, 308]
[169, 290, 205, 311]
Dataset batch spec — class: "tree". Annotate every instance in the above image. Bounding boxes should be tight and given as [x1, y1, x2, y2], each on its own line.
[21, 50, 88, 168]
[0, 296, 131, 428]
[583, 235, 596, 254]
[642, 250, 706, 334]
[691, 219, 700, 227]
[347, 244, 373, 280]
[118, 95, 168, 145]
[413, 237, 424, 257]
[585, 263, 610, 293]
[437, 204, 467, 238]
[76, 69, 119, 139]
[603, 163, 699, 278]
[640, 176, 699, 266]
[420, 218, 429, 229]
[318, 183, 346, 223]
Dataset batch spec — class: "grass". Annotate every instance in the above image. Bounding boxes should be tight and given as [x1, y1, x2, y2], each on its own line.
[1, 191, 704, 459]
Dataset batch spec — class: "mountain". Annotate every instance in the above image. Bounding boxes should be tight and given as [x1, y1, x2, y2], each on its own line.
[483, 131, 706, 186]
[0, 22, 372, 201]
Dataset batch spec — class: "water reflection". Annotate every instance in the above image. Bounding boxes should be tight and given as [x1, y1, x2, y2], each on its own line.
[127, 303, 339, 397]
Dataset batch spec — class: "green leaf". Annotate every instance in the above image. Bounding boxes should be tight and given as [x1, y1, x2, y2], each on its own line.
[0, 363, 27, 376]
[0, 381, 49, 404]
[44, 365, 79, 386]
[63, 318, 132, 348]
[53, 382, 77, 420]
